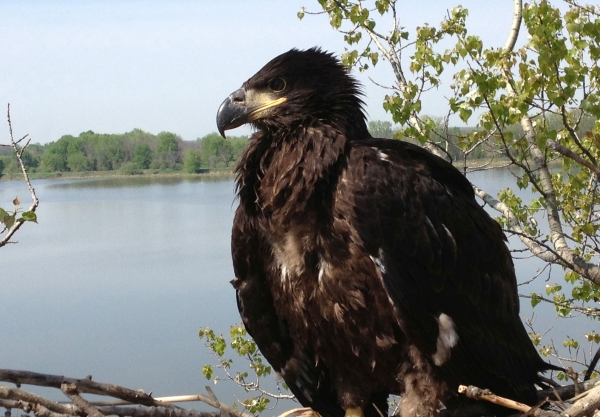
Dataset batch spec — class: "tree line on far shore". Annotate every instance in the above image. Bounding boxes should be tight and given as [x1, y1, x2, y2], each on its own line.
[0, 129, 249, 177]
[4, 116, 584, 178]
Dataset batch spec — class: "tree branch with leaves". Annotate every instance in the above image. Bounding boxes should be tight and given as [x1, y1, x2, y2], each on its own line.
[0, 104, 38, 248]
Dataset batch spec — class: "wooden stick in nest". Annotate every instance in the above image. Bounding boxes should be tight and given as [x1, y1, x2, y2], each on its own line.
[458, 385, 531, 413]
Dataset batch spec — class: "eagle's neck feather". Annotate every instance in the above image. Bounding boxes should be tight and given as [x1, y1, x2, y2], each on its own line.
[235, 122, 347, 221]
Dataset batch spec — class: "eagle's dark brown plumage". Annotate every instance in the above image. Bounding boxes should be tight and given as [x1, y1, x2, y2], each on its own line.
[216, 48, 555, 417]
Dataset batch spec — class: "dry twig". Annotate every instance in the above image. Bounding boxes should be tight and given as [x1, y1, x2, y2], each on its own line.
[0, 369, 252, 417]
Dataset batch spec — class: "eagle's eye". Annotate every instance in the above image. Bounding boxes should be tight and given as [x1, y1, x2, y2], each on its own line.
[268, 78, 286, 92]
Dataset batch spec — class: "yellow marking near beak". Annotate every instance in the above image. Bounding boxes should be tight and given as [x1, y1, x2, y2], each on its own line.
[345, 407, 364, 417]
[249, 97, 287, 117]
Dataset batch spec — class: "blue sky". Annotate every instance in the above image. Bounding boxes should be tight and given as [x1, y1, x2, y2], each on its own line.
[1, 1, 517, 144]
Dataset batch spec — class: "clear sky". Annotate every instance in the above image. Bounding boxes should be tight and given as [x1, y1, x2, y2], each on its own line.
[1, 1, 517, 144]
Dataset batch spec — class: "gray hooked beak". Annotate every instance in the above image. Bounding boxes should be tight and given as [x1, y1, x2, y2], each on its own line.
[216, 87, 287, 137]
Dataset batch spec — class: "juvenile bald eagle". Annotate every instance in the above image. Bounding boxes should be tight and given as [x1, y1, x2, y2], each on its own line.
[216, 48, 554, 417]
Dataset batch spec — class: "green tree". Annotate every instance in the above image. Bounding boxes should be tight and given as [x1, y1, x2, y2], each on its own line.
[155, 131, 180, 169]
[21, 151, 39, 170]
[0, 158, 4, 178]
[368, 120, 394, 138]
[133, 143, 153, 169]
[122, 128, 157, 162]
[87, 133, 125, 171]
[228, 136, 249, 164]
[199, 133, 234, 168]
[67, 152, 92, 172]
[183, 149, 203, 173]
[40, 136, 70, 172]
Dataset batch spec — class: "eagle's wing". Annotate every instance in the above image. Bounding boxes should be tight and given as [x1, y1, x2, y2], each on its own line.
[231, 206, 344, 417]
[345, 139, 550, 404]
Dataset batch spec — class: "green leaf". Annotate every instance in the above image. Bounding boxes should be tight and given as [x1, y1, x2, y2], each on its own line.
[20, 211, 37, 223]
[586, 331, 600, 343]
[458, 107, 472, 123]
[3, 213, 16, 229]
[214, 340, 226, 356]
[545, 284, 562, 295]
[530, 293, 541, 308]
[581, 223, 595, 236]
[202, 364, 213, 380]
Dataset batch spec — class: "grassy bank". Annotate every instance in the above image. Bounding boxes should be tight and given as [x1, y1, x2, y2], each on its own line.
[0, 168, 236, 182]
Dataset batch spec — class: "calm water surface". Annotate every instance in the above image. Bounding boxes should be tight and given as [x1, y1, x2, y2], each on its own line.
[0, 176, 241, 405]
[0, 171, 594, 409]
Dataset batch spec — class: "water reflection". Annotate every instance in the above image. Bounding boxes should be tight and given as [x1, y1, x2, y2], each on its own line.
[46, 174, 236, 190]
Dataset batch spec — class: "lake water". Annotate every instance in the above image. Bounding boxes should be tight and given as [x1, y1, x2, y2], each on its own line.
[0, 171, 594, 412]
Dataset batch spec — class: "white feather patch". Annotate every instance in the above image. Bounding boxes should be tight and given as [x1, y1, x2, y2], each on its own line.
[281, 265, 289, 282]
[318, 260, 329, 283]
[370, 248, 387, 274]
[432, 313, 459, 366]
[377, 150, 390, 161]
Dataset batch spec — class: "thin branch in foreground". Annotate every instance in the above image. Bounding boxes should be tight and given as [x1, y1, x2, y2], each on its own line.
[458, 378, 600, 417]
[546, 139, 600, 177]
[60, 382, 105, 417]
[0, 384, 76, 415]
[0, 104, 39, 248]
[559, 383, 600, 417]
[0, 369, 159, 406]
[0, 369, 254, 417]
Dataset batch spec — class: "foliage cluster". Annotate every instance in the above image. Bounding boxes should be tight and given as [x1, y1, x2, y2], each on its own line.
[199, 325, 291, 414]
[37, 129, 184, 173]
[197, 133, 248, 170]
[0, 196, 37, 234]
[0, 130, 251, 176]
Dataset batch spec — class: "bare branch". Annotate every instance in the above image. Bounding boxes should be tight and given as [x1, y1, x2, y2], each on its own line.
[0, 370, 255, 417]
[0, 104, 39, 248]
[560, 383, 600, 417]
[93, 406, 223, 417]
[0, 385, 76, 415]
[458, 385, 530, 413]
[61, 382, 105, 417]
[0, 369, 160, 406]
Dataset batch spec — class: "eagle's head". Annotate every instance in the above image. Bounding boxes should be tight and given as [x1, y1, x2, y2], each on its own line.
[216, 47, 368, 139]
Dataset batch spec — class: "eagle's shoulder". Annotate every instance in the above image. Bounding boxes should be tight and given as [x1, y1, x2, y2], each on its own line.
[346, 138, 474, 199]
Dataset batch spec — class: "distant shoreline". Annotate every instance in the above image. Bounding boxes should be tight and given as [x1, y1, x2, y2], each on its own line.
[0, 157, 518, 183]
[0, 169, 236, 182]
